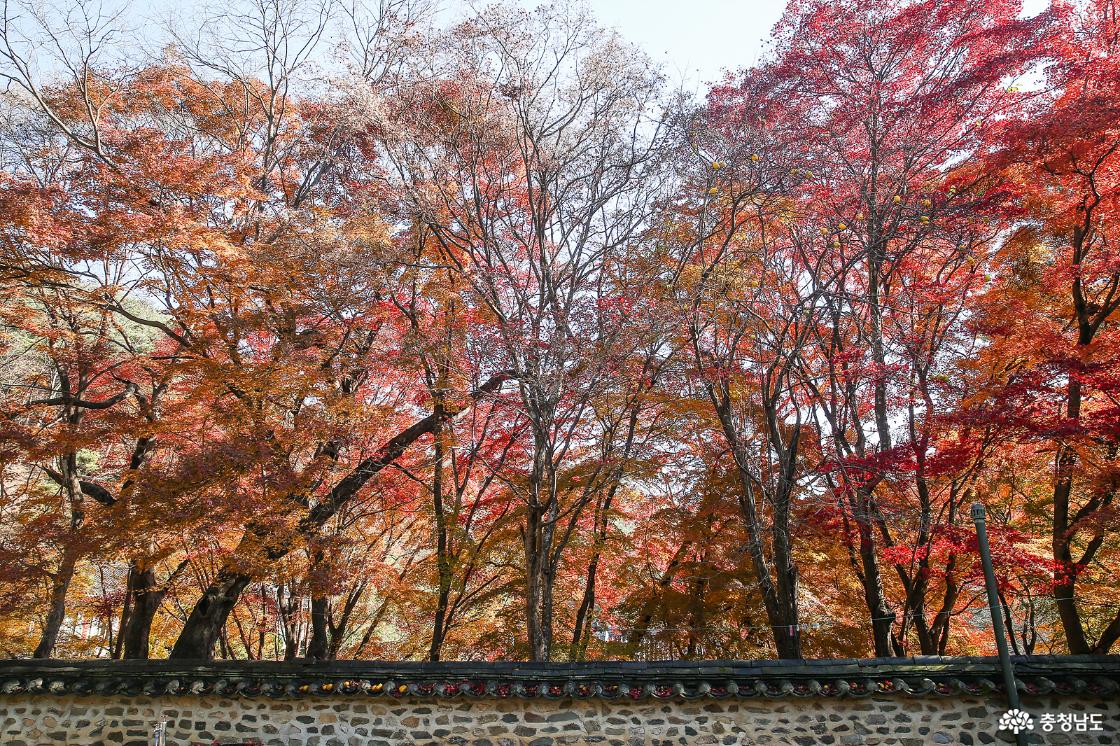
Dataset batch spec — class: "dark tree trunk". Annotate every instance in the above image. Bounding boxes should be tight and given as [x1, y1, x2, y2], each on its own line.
[121, 563, 160, 659]
[307, 596, 329, 661]
[428, 587, 450, 662]
[570, 476, 626, 661]
[121, 561, 185, 659]
[326, 584, 364, 660]
[34, 549, 79, 659]
[169, 569, 253, 659]
[523, 428, 557, 663]
[168, 373, 509, 660]
[930, 555, 960, 656]
[857, 511, 895, 658]
[428, 427, 451, 662]
[112, 584, 131, 659]
[35, 451, 86, 659]
[729, 443, 802, 660]
[569, 553, 600, 661]
[523, 475, 558, 662]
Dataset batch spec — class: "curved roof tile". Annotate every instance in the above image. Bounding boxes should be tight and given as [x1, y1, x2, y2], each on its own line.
[0, 656, 1117, 701]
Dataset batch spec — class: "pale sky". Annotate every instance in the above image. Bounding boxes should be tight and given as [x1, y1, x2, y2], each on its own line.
[130, 0, 785, 92]
[587, 0, 787, 91]
[462, 0, 1051, 94]
[129, 0, 1051, 95]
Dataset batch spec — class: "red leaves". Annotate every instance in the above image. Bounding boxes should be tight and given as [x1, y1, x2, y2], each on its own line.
[4, 0, 1120, 661]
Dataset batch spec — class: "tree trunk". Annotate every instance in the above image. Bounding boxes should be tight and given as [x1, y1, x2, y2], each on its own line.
[429, 426, 451, 662]
[569, 553, 600, 661]
[35, 456, 84, 659]
[306, 596, 329, 661]
[428, 587, 450, 662]
[112, 583, 131, 659]
[732, 458, 802, 659]
[626, 542, 691, 655]
[169, 569, 253, 659]
[121, 563, 162, 659]
[930, 555, 960, 655]
[169, 373, 509, 660]
[523, 531, 557, 661]
[523, 428, 558, 662]
[1053, 327, 1090, 653]
[326, 583, 364, 660]
[33, 549, 79, 659]
[857, 514, 895, 657]
[277, 584, 303, 661]
[570, 477, 624, 661]
[523, 500, 552, 662]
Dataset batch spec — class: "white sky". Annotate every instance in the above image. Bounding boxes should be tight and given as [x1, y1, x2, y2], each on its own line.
[129, 0, 783, 92]
[130, 0, 1051, 94]
[587, 0, 787, 91]
[470, 0, 1052, 95]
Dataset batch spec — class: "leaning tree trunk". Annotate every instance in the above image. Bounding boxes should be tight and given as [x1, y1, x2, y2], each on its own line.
[569, 550, 601, 661]
[35, 456, 85, 659]
[570, 475, 627, 661]
[169, 374, 509, 660]
[34, 548, 79, 659]
[625, 542, 691, 656]
[169, 569, 254, 659]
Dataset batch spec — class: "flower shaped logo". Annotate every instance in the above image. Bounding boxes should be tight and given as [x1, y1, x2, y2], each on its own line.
[998, 708, 1035, 734]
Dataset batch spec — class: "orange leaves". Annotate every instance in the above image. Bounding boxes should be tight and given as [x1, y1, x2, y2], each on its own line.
[4, 0, 1120, 662]
[0, 178, 74, 254]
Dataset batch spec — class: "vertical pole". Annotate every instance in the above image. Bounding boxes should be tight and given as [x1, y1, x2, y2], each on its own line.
[972, 503, 1028, 746]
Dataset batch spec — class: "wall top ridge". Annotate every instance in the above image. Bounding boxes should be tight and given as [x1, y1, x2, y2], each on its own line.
[1, 655, 1117, 701]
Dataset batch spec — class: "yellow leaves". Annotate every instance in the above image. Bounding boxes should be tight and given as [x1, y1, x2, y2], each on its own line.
[893, 195, 902, 204]
[921, 198, 932, 208]
[712, 161, 723, 170]
[751, 153, 760, 162]
[837, 222, 847, 231]
[708, 186, 719, 195]
[919, 215, 930, 224]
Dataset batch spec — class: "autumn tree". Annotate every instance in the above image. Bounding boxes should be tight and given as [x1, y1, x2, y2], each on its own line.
[2, 0, 1119, 664]
[709, 0, 1051, 656]
[973, 0, 1120, 654]
[368, 1, 672, 661]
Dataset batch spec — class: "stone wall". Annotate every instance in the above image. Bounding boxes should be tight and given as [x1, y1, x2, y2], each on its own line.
[2, 690, 1118, 745]
[2, 657, 1118, 745]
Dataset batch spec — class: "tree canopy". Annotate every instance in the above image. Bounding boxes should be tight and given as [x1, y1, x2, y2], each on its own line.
[1, 0, 1118, 662]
